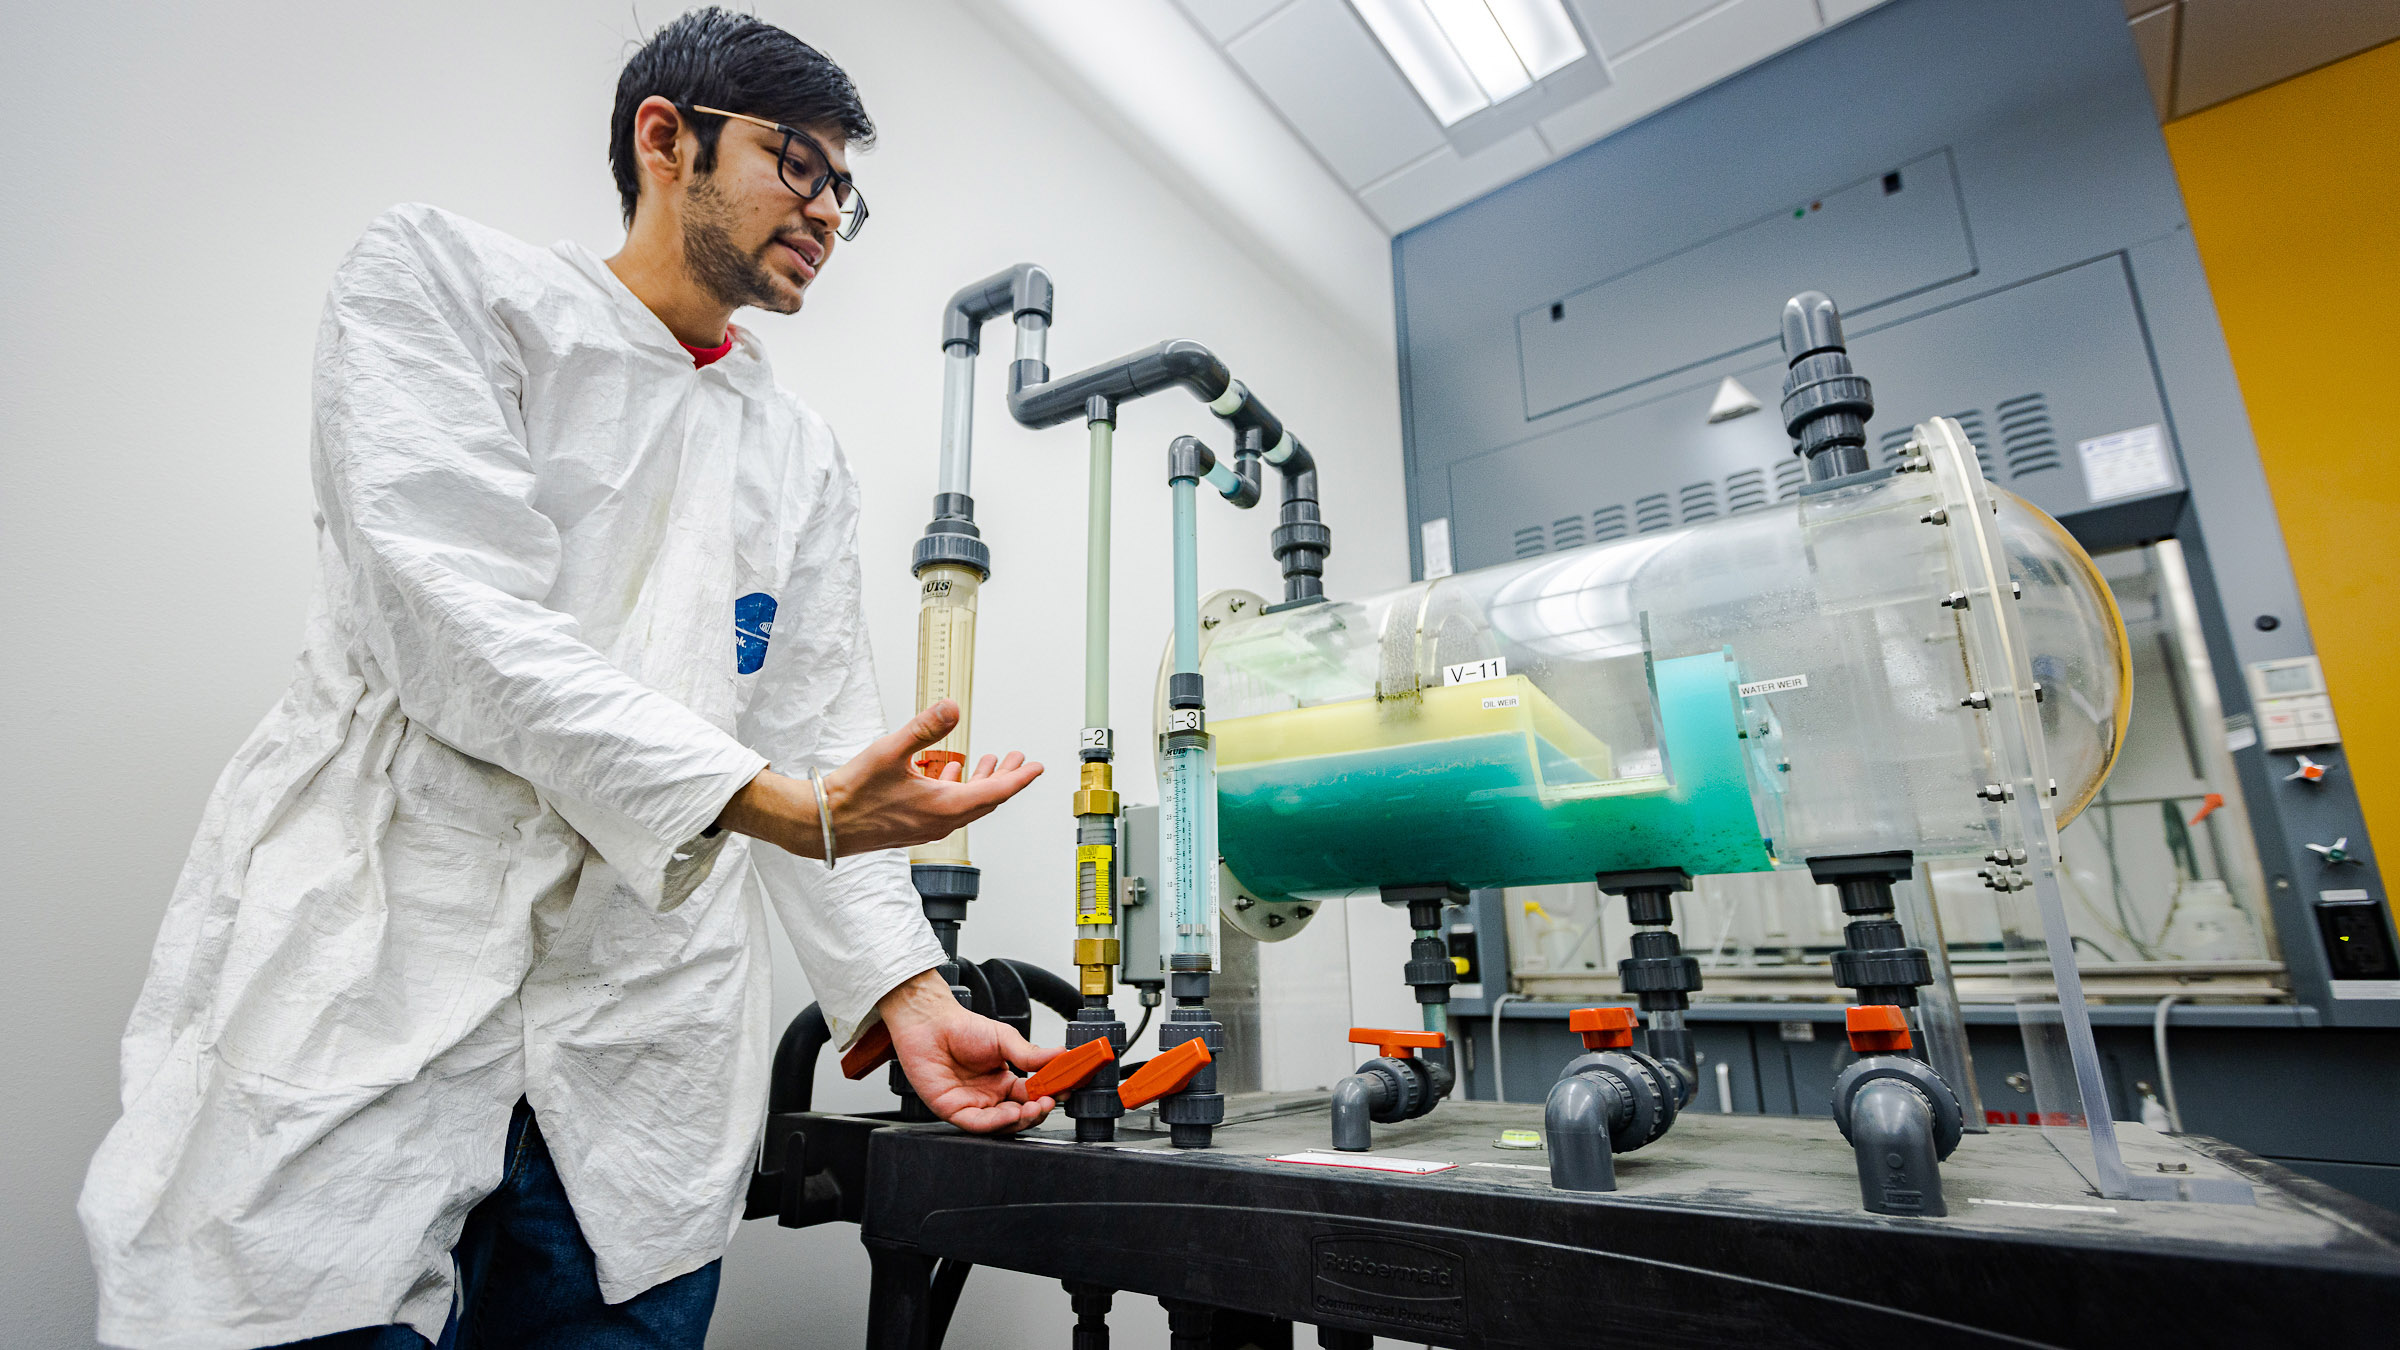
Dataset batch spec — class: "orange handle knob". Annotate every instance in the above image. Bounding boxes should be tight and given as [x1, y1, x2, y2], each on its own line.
[2188, 792, 2225, 825]
[1846, 1004, 1913, 1053]
[1117, 1037, 1213, 1109]
[1347, 1026, 1447, 1060]
[840, 1020, 896, 1080]
[1568, 1006, 1636, 1050]
[1025, 1037, 1116, 1102]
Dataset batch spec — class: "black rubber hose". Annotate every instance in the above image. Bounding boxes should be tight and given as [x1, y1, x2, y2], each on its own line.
[990, 959, 1086, 1023]
[927, 1257, 973, 1348]
[957, 958, 996, 1021]
[767, 1003, 832, 1116]
[979, 958, 1034, 1040]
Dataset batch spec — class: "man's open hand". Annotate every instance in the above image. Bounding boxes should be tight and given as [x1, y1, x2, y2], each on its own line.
[875, 970, 1059, 1133]
[715, 700, 1041, 860]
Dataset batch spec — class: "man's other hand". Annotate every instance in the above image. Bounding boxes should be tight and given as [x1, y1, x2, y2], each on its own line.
[715, 700, 1041, 860]
[875, 970, 1059, 1133]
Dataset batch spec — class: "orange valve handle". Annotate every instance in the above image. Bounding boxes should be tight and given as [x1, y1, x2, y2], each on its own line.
[1568, 1006, 1636, 1050]
[840, 1020, 897, 1080]
[2188, 792, 2225, 826]
[1846, 1004, 1913, 1053]
[1117, 1037, 1213, 1110]
[1025, 1038, 1116, 1102]
[1347, 1026, 1447, 1060]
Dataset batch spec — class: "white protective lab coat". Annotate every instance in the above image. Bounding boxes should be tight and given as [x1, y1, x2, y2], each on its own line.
[78, 204, 946, 1349]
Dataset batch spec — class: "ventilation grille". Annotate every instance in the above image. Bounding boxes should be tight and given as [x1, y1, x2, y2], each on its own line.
[1953, 410, 1997, 479]
[1497, 410, 2066, 562]
[1997, 393, 2061, 477]
[1678, 481, 1719, 524]
[1879, 407, 2024, 479]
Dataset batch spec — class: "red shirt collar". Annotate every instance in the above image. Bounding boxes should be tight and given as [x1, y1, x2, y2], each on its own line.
[682, 329, 736, 368]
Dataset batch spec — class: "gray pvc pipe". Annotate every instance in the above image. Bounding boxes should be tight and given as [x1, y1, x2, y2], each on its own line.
[1544, 1073, 1618, 1192]
[1330, 1074, 1377, 1151]
[1848, 1079, 1948, 1216]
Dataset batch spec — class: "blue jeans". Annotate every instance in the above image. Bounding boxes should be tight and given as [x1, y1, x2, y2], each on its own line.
[269, 1099, 721, 1349]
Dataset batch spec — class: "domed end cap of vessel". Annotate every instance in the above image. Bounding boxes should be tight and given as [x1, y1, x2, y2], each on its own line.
[1781, 290, 1845, 364]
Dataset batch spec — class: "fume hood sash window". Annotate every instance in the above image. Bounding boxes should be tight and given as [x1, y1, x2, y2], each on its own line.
[1350, 0, 1592, 128]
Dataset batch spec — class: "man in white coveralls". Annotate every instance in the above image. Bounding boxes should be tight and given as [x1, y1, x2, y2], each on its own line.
[79, 10, 1059, 1347]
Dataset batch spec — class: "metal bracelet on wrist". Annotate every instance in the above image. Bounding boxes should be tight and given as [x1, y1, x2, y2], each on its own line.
[809, 766, 838, 869]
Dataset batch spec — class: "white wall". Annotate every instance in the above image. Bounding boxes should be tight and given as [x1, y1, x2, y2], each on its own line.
[0, 3, 1405, 1346]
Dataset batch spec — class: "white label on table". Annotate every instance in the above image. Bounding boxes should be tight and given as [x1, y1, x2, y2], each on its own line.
[2331, 980, 2400, 1000]
[1268, 1151, 1458, 1175]
[1481, 695, 1520, 710]
[2078, 424, 2177, 503]
[1443, 658, 1507, 686]
[1739, 674, 1808, 698]
[1421, 517, 1455, 580]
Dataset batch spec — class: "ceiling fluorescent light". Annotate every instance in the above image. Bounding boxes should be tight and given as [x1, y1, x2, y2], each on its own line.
[1350, 0, 1489, 126]
[1483, 0, 1587, 80]
[1352, 0, 1589, 127]
[1424, 0, 1532, 103]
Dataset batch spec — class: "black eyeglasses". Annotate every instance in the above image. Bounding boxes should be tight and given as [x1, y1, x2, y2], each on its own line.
[688, 104, 869, 241]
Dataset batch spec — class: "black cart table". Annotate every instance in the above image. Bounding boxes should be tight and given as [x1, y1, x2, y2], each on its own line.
[853, 1100, 2400, 1348]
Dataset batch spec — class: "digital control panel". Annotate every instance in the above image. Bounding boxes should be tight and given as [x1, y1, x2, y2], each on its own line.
[2247, 655, 2340, 751]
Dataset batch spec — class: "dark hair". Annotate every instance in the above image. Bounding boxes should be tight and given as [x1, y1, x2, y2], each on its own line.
[610, 7, 875, 225]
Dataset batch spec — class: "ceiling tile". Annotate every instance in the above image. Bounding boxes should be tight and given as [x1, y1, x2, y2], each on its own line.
[2174, 0, 2400, 115]
[1174, 0, 1296, 43]
[1358, 128, 1554, 231]
[2128, 5, 2177, 120]
[1227, 0, 1448, 187]
[1818, 0, 1894, 21]
[1538, 0, 1821, 159]
[1569, 0, 1720, 58]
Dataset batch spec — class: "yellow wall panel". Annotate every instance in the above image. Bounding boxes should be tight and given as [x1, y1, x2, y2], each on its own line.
[2164, 40, 2400, 879]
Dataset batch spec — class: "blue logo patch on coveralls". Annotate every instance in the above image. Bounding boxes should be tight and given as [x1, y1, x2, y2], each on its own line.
[735, 592, 778, 674]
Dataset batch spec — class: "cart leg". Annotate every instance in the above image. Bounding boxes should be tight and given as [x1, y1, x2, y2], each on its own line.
[864, 1242, 937, 1350]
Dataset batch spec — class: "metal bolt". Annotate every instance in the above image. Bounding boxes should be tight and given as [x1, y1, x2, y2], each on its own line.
[1941, 591, 1970, 610]
[1961, 691, 1990, 709]
[1265, 913, 1285, 928]
[1233, 897, 1254, 911]
[1921, 509, 1949, 526]
[2033, 682, 2045, 703]
[2010, 582, 2023, 598]
[1294, 905, 1313, 919]
[2005, 1072, 2031, 1094]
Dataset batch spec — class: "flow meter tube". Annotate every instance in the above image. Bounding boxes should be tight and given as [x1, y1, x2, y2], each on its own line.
[909, 562, 980, 866]
[1159, 476, 1220, 972]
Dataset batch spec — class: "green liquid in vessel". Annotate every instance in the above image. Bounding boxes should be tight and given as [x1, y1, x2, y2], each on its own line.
[1217, 652, 1773, 895]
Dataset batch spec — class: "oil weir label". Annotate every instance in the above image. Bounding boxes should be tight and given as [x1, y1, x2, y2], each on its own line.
[1443, 658, 1507, 686]
[1739, 674, 1808, 697]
